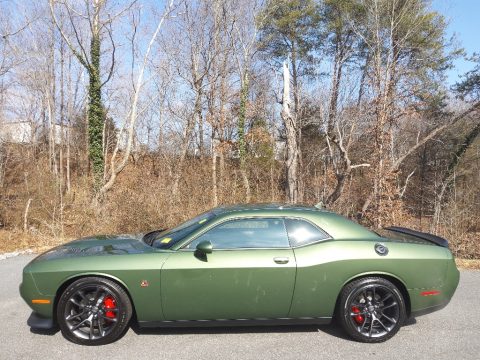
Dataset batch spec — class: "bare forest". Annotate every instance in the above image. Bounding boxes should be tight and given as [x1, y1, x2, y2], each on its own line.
[0, 0, 479, 258]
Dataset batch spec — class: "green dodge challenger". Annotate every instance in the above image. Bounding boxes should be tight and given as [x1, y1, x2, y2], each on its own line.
[20, 204, 459, 345]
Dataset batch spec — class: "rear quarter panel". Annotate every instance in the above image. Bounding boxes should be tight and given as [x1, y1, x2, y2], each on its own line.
[289, 239, 450, 318]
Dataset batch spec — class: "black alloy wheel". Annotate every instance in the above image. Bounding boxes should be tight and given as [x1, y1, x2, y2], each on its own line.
[338, 277, 406, 343]
[57, 277, 132, 345]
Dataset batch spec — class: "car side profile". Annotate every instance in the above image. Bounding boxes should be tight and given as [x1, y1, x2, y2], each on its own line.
[20, 204, 459, 345]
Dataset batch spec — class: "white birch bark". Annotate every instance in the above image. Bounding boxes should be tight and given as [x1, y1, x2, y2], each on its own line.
[281, 60, 299, 203]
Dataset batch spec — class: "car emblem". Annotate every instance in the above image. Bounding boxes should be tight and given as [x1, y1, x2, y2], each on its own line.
[140, 280, 149, 287]
[375, 243, 389, 256]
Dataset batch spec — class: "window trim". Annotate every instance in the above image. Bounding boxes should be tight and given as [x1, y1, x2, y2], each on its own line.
[179, 216, 333, 251]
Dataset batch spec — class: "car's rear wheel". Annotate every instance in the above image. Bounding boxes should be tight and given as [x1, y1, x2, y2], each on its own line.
[57, 277, 132, 345]
[338, 277, 406, 343]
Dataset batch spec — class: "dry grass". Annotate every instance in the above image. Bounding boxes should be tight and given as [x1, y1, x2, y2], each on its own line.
[456, 258, 480, 270]
[0, 229, 72, 254]
[0, 153, 285, 253]
[1, 149, 478, 261]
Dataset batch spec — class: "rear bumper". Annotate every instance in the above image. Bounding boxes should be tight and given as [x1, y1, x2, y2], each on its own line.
[410, 298, 450, 318]
[27, 312, 55, 330]
[408, 255, 459, 318]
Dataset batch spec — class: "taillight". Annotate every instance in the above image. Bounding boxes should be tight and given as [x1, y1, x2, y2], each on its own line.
[420, 290, 440, 296]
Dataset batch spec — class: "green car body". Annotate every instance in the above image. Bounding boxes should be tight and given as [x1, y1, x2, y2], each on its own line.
[20, 204, 459, 342]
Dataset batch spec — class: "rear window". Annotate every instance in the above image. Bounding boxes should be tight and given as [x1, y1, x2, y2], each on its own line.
[285, 218, 330, 247]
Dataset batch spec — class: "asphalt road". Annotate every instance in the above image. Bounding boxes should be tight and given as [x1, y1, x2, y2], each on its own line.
[1, 255, 479, 360]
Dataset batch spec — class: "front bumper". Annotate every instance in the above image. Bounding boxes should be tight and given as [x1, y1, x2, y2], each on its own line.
[20, 271, 55, 318]
[27, 312, 55, 330]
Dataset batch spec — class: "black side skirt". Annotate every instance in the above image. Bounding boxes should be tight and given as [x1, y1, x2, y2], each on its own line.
[138, 317, 332, 328]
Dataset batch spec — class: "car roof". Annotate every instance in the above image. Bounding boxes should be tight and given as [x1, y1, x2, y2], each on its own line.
[211, 203, 324, 214]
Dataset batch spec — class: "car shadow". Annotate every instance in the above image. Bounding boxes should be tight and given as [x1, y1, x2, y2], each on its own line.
[404, 317, 417, 326]
[130, 317, 418, 340]
[28, 317, 418, 341]
[131, 321, 350, 341]
[30, 327, 60, 336]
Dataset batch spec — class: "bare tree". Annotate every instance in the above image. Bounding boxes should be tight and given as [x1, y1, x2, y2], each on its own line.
[99, 0, 175, 196]
[49, 0, 133, 186]
[165, 1, 217, 200]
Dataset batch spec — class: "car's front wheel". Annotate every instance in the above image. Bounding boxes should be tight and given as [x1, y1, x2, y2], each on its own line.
[338, 277, 406, 343]
[56, 277, 132, 345]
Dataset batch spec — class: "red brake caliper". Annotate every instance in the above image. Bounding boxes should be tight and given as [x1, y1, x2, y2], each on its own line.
[351, 306, 364, 324]
[103, 296, 117, 319]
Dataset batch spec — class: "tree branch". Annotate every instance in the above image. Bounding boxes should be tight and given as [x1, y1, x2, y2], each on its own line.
[49, 0, 90, 70]
[100, 20, 115, 88]
[390, 101, 480, 172]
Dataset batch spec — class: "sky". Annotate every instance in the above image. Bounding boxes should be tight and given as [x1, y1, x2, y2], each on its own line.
[432, 0, 480, 85]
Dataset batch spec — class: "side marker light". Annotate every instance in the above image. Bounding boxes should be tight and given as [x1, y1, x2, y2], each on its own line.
[32, 299, 51, 304]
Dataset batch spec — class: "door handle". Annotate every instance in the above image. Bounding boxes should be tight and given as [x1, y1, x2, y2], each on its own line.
[273, 257, 289, 264]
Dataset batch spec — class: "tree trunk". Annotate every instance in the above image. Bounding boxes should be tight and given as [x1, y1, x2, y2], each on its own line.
[357, 51, 370, 107]
[363, 29, 399, 227]
[88, 9, 105, 187]
[48, 24, 57, 175]
[212, 139, 218, 206]
[282, 60, 299, 203]
[23, 198, 32, 232]
[198, 103, 204, 159]
[290, 44, 302, 201]
[327, 51, 343, 135]
[59, 36, 66, 193]
[238, 70, 251, 202]
[172, 109, 197, 199]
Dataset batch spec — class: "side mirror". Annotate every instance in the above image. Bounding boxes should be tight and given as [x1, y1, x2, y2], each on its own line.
[196, 240, 213, 255]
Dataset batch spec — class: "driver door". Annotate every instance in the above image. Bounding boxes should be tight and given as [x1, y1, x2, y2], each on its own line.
[160, 217, 296, 320]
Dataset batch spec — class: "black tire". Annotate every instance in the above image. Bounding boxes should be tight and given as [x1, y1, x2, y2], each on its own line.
[338, 277, 406, 343]
[56, 277, 132, 345]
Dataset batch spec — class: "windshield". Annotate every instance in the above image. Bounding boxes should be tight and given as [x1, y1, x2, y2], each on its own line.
[144, 211, 216, 249]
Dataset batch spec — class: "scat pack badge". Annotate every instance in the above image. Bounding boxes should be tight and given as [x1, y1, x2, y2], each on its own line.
[140, 280, 149, 287]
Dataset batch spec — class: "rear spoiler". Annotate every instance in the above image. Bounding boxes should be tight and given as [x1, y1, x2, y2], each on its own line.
[384, 226, 449, 248]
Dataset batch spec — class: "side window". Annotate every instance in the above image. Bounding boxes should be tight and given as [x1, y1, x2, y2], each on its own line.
[186, 218, 289, 249]
[285, 218, 330, 247]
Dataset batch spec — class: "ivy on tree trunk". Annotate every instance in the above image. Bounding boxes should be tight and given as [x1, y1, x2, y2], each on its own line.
[88, 33, 105, 187]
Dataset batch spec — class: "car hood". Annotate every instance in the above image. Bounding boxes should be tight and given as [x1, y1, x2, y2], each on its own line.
[32, 233, 155, 262]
